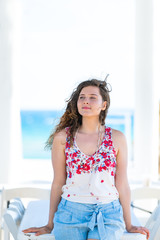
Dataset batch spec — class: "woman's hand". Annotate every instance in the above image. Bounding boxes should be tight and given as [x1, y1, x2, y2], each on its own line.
[22, 224, 53, 236]
[127, 225, 150, 240]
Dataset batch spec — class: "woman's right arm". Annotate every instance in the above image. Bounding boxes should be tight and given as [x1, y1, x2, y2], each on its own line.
[23, 130, 67, 236]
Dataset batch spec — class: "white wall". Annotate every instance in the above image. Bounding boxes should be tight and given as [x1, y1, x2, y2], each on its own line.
[20, 0, 135, 110]
[0, 0, 22, 184]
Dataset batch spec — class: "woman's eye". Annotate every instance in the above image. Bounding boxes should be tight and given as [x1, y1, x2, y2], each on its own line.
[79, 96, 85, 99]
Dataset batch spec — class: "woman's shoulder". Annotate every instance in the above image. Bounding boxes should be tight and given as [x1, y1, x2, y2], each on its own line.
[111, 128, 125, 138]
[110, 128, 127, 148]
[53, 129, 67, 146]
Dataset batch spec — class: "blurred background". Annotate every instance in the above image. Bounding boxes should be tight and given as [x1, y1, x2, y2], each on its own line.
[0, 0, 160, 186]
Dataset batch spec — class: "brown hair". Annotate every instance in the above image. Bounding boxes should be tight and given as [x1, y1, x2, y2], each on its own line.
[45, 78, 111, 149]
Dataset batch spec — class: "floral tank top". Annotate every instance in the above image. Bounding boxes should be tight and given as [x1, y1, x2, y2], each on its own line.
[61, 126, 119, 204]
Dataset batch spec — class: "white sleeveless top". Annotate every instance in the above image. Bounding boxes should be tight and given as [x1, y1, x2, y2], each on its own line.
[61, 126, 119, 204]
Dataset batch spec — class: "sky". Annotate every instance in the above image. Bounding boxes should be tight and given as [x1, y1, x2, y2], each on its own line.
[20, 0, 136, 111]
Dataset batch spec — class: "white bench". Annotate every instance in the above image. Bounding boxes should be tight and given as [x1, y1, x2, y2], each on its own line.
[16, 200, 146, 240]
[2, 186, 160, 240]
[1, 187, 50, 240]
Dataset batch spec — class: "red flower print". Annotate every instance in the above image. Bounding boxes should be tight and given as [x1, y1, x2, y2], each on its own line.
[102, 166, 107, 171]
[104, 160, 111, 167]
[76, 169, 81, 174]
[106, 127, 110, 133]
[101, 152, 108, 158]
[92, 159, 95, 164]
[65, 125, 117, 176]
[89, 156, 94, 161]
[98, 166, 103, 172]
[72, 152, 77, 158]
[111, 162, 116, 168]
[83, 163, 90, 171]
[111, 171, 114, 176]
[67, 194, 70, 197]
[101, 180, 104, 183]
[69, 171, 72, 178]
[66, 152, 69, 157]
[108, 140, 112, 146]
[66, 142, 70, 148]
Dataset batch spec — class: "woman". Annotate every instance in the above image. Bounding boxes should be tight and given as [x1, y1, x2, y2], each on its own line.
[23, 78, 149, 240]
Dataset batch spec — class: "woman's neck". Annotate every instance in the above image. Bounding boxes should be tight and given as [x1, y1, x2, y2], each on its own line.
[80, 118, 101, 134]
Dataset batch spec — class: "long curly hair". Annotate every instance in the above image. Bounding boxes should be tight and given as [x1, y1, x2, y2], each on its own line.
[45, 77, 111, 149]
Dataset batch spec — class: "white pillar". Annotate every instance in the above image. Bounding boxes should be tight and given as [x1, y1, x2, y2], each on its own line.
[134, 0, 159, 181]
[0, 0, 22, 184]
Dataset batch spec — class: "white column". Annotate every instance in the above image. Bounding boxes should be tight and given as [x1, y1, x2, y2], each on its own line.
[0, 0, 22, 184]
[134, 0, 159, 181]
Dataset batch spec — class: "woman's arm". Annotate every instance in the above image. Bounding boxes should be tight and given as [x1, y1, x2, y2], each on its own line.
[23, 130, 67, 235]
[112, 129, 150, 240]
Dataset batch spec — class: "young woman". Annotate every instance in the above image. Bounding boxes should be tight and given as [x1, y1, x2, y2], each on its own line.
[23, 78, 149, 240]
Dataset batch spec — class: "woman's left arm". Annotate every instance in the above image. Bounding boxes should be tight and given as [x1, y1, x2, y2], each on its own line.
[113, 130, 150, 240]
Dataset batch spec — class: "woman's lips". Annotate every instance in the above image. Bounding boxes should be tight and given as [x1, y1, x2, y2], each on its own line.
[82, 107, 91, 109]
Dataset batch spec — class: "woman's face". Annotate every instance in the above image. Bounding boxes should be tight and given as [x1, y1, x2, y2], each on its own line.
[77, 86, 107, 118]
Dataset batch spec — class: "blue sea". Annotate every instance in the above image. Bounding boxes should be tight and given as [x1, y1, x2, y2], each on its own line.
[20, 110, 134, 159]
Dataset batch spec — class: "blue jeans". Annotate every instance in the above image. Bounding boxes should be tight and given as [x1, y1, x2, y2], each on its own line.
[53, 198, 125, 240]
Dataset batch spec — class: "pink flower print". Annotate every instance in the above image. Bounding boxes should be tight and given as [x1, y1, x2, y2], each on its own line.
[90, 192, 94, 196]
[67, 194, 70, 197]
[109, 193, 111, 195]
[96, 197, 99, 200]
[101, 180, 104, 183]
[73, 194, 76, 196]
[72, 182, 74, 184]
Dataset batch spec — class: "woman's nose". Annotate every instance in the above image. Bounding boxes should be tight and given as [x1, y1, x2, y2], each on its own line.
[83, 98, 89, 104]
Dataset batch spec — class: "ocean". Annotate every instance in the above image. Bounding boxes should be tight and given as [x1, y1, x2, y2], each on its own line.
[20, 110, 134, 160]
